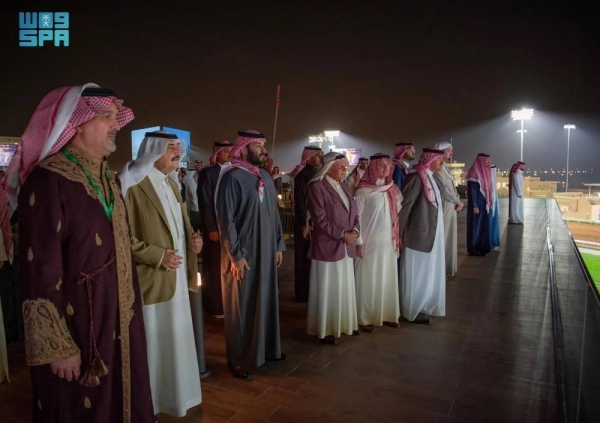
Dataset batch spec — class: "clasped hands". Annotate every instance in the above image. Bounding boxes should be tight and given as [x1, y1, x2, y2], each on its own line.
[160, 233, 203, 272]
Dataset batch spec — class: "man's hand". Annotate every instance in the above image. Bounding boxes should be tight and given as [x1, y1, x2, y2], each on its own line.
[50, 353, 81, 382]
[302, 225, 313, 240]
[276, 251, 283, 268]
[161, 249, 183, 271]
[191, 233, 203, 254]
[455, 202, 464, 212]
[356, 245, 365, 258]
[0, 261, 4, 269]
[398, 238, 404, 250]
[231, 258, 250, 281]
[208, 231, 220, 242]
[343, 230, 357, 246]
[473, 207, 480, 215]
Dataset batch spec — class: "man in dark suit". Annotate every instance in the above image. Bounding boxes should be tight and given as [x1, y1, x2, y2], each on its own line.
[306, 152, 363, 344]
[196, 140, 232, 317]
[289, 145, 323, 302]
[399, 148, 446, 325]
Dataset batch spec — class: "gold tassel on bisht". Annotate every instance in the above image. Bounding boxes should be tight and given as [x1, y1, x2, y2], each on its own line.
[79, 355, 109, 388]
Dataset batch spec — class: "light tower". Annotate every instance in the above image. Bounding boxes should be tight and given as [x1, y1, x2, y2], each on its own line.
[511, 108, 534, 161]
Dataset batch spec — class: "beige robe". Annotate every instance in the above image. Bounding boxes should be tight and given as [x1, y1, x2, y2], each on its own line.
[434, 164, 462, 276]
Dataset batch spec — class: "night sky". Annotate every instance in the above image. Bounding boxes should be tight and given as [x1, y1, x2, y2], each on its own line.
[2, 1, 600, 173]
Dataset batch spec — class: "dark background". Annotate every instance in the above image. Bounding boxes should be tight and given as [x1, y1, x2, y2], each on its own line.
[1, 1, 599, 172]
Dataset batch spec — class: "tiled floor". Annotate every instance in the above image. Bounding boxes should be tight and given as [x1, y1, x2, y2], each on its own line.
[1, 198, 558, 422]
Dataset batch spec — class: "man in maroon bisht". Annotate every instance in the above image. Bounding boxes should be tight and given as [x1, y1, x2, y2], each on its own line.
[0, 84, 155, 423]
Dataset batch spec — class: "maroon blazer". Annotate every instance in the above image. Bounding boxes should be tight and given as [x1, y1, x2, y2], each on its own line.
[307, 178, 360, 262]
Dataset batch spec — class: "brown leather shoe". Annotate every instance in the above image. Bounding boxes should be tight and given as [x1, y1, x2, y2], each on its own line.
[228, 362, 252, 381]
[383, 321, 399, 328]
[360, 324, 375, 333]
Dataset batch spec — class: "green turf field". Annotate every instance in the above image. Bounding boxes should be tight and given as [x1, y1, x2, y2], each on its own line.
[581, 253, 600, 291]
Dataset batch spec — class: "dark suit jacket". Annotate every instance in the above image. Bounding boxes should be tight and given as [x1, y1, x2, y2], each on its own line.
[196, 164, 221, 234]
[293, 164, 318, 226]
[126, 176, 198, 305]
[307, 178, 360, 262]
[399, 172, 440, 253]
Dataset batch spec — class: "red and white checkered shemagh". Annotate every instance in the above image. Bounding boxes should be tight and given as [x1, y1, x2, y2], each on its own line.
[0, 83, 134, 263]
[289, 148, 321, 177]
[392, 143, 414, 167]
[465, 155, 493, 212]
[228, 131, 267, 201]
[355, 155, 401, 250]
[411, 150, 445, 206]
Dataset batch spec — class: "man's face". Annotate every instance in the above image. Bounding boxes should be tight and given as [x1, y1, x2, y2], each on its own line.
[244, 141, 267, 166]
[154, 140, 181, 173]
[429, 156, 444, 172]
[76, 102, 119, 158]
[403, 146, 416, 161]
[307, 151, 323, 167]
[216, 148, 231, 164]
[194, 162, 203, 171]
[358, 159, 369, 170]
[443, 147, 453, 162]
[485, 157, 491, 168]
[376, 159, 393, 179]
[326, 160, 348, 182]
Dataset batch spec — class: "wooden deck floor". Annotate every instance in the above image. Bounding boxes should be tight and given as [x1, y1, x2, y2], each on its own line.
[0, 199, 558, 422]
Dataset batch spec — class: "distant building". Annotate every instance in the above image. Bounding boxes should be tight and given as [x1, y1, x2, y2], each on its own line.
[555, 192, 600, 221]
[496, 176, 557, 198]
[446, 162, 465, 187]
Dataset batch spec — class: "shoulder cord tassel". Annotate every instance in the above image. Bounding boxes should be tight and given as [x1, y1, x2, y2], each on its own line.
[77, 255, 116, 387]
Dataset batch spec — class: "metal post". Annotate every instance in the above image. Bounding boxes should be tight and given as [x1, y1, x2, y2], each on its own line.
[520, 119, 524, 162]
[271, 85, 281, 161]
[566, 128, 571, 192]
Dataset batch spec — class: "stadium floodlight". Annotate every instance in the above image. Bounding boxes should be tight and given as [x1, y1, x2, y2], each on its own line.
[511, 108, 534, 161]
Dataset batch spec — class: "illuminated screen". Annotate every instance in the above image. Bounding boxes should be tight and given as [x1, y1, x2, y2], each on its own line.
[333, 147, 361, 166]
[0, 144, 17, 167]
[131, 126, 191, 167]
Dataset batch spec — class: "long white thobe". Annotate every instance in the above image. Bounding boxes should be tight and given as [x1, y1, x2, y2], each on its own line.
[509, 170, 524, 224]
[402, 171, 446, 321]
[144, 168, 201, 417]
[307, 175, 359, 339]
[434, 164, 462, 276]
[354, 181, 401, 326]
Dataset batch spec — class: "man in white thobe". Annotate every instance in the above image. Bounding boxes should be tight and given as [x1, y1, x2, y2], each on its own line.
[354, 154, 402, 331]
[399, 148, 446, 325]
[509, 161, 525, 224]
[346, 157, 369, 195]
[124, 131, 203, 417]
[433, 142, 464, 277]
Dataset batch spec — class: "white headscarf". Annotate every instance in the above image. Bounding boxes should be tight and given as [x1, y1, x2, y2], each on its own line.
[434, 141, 452, 151]
[117, 131, 186, 196]
[309, 151, 346, 184]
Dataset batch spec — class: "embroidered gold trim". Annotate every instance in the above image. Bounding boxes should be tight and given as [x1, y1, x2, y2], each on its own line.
[29, 192, 36, 206]
[112, 192, 135, 423]
[57, 219, 62, 232]
[56, 277, 63, 291]
[95, 233, 103, 246]
[39, 153, 134, 422]
[22, 299, 80, 366]
[27, 247, 34, 261]
[66, 303, 74, 316]
[37, 399, 42, 410]
[113, 330, 116, 340]
[84, 396, 91, 409]
[39, 152, 101, 201]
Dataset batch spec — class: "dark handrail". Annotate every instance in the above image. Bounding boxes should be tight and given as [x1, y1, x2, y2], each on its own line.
[546, 201, 567, 423]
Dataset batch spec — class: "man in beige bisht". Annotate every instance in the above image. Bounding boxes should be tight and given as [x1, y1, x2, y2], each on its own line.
[123, 131, 203, 417]
[433, 142, 464, 277]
